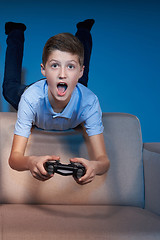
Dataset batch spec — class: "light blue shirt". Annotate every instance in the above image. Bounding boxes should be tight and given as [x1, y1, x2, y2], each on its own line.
[15, 80, 104, 138]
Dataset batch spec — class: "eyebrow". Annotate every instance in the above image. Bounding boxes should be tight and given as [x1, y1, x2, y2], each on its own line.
[49, 59, 78, 64]
[49, 59, 59, 63]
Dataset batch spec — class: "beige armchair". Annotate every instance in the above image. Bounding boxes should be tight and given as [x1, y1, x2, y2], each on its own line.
[0, 112, 160, 239]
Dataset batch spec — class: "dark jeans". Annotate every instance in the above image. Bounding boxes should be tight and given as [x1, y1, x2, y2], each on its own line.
[3, 28, 92, 110]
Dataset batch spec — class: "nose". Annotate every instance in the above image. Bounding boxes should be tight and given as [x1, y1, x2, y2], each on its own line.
[59, 67, 66, 79]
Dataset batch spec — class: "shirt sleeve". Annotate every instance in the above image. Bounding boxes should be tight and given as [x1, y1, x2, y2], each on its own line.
[14, 96, 35, 138]
[83, 96, 104, 137]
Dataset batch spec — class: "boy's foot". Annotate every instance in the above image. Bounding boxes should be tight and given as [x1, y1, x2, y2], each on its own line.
[5, 22, 26, 35]
[77, 19, 95, 31]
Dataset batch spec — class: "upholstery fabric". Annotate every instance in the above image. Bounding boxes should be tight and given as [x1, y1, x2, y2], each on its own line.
[0, 112, 144, 207]
[143, 144, 160, 215]
[1, 204, 160, 240]
[0, 112, 160, 240]
[143, 142, 160, 154]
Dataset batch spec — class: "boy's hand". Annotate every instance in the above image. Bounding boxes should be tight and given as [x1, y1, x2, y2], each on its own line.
[70, 158, 97, 185]
[28, 155, 60, 181]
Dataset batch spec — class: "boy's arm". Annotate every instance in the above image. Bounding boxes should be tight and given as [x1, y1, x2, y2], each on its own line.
[70, 133, 110, 185]
[9, 134, 60, 181]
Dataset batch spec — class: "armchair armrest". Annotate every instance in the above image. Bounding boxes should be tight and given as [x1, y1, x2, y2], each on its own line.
[143, 142, 160, 215]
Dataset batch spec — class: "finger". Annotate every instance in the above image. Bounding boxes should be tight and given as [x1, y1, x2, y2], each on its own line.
[79, 169, 95, 182]
[33, 167, 52, 180]
[78, 168, 92, 182]
[70, 158, 83, 163]
[42, 155, 60, 162]
[32, 172, 49, 181]
[70, 158, 87, 169]
[77, 177, 93, 185]
[51, 155, 60, 161]
[37, 164, 48, 176]
[45, 156, 60, 163]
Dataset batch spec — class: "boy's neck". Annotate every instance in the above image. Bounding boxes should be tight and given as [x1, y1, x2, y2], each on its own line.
[48, 89, 70, 113]
[52, 105, 65, 113]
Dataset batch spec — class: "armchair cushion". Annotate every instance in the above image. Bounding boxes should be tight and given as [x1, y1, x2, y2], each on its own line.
[1, 204, 160, 240]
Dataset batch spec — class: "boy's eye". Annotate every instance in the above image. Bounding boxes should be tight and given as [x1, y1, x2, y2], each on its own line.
[51, 63, 59, 68]
[68, 65, 75, 69]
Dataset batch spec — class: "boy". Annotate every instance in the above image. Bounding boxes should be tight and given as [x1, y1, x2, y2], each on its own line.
[3, 19, 93, 109]
[3, 20, 110, 184]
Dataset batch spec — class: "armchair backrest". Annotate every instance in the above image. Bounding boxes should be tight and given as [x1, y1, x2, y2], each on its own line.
[0, 112, 144, 207]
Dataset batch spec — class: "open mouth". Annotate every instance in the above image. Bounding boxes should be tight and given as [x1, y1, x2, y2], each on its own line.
[57, 82, 68, 96]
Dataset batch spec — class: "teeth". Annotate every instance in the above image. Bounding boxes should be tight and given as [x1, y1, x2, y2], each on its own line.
[58, 82, 67, 86]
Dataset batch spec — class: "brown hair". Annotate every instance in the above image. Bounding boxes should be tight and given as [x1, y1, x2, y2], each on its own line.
[42, 33, 84, 67]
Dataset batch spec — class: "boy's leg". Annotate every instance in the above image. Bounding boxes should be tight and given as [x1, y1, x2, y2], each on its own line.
[3, 22, 27, 110]
[75, 19, 95, 87]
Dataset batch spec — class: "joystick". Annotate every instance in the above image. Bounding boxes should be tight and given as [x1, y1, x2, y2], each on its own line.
[44, 160, 86, 179]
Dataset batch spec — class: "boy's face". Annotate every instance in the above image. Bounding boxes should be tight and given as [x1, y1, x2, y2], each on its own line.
[41, 50, 84, 112]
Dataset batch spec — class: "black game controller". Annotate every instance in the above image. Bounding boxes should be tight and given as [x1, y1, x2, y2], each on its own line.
[44, 160, 86, 179]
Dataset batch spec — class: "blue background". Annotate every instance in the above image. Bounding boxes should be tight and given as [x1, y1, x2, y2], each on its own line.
[0, 0, 160, 142]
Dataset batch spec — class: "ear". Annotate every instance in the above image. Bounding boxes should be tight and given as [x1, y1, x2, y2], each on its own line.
[41, 64, 46, 77]
[79, 65, 85, 79]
